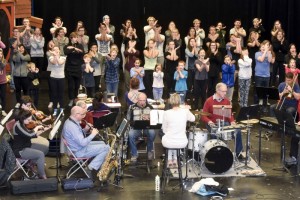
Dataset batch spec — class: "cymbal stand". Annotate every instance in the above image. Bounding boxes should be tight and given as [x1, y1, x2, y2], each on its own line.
[273, 120, 290, 173]
[236, 115, 253, 170]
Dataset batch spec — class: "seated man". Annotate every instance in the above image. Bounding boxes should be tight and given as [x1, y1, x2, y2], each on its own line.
[62, 106, 110, 177]
[127, 92, 156, 162]
[270, 72, 300, 117]
[201, 82, 244, 159]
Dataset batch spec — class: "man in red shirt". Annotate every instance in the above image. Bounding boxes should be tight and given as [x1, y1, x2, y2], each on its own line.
[201, 82, 244, 159]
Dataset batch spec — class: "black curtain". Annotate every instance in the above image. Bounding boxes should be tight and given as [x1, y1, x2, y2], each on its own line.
[33, 0, 300, 53]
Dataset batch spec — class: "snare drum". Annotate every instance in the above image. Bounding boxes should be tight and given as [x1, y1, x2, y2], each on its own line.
[221, 130, 235, 141]
[188, 128, 208, 152]
[200, 139, 233, 174]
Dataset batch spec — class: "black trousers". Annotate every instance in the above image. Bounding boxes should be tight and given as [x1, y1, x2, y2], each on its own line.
[49, 77, 65, 109]
[14, 76, 29, 103]
[193, 79, 207, 110]
[144, 70, 153, 98]
[0, 83, 6, 110]
[67, 75, 81, 100]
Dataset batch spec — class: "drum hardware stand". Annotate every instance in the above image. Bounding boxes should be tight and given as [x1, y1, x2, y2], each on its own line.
[186, 124, 201, 172]
[272, 120, 291, 173]
[236, 115, 253, 170]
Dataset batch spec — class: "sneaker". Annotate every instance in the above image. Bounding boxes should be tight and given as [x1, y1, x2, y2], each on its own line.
[53, 109, 58, 116]
[1, 111, 7, 117]
[68, 100, 74, 107]
[48, 102, 53, 109]
[259, 99, 263, 105]
[285, 156, 297, 165]
[148, 151, 154, 160]
[84, 167, 93, 179]
[130, 156, 138, 163]
[237, 154, 246, 162]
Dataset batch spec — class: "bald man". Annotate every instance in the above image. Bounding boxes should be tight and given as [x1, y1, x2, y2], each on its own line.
[127, 92, 156, 162]
[62, 106, 109, 177]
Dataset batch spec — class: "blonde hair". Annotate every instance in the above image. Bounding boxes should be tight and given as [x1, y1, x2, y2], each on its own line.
[147, 16, 156, 22]
[168, 93, 181, 107]
[27, 62, 36, 70]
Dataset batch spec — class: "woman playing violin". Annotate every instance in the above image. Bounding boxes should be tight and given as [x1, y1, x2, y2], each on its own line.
[13, 95, 51, 155]
[11, 110, 51, 179]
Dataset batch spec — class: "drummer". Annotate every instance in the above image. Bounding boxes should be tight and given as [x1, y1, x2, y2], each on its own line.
[201, 82, 245, 160]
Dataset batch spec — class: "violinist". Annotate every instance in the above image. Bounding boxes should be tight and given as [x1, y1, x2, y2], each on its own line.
[11, 110, 51, 179]
[75, 100, 93, 132]
[13, 95, 51, 155]
[270, 72, 300, 117]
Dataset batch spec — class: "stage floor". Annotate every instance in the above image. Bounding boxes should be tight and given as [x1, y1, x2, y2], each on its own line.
[1, 72, 300, 199]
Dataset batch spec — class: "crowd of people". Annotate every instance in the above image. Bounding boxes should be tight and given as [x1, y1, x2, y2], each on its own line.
[2, 14, 300, 181]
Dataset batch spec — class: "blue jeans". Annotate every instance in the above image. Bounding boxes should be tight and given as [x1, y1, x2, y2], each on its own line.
[106, 82, 119, 96]
[128, 129, 156, 157]
[254, 76, 270, 104]
[75, 141, 110, 170]
[176, 91, 187, 104]
[153, 87, 163, 100]
[206, 122, 243, 156]
[9, 60, 15, 89]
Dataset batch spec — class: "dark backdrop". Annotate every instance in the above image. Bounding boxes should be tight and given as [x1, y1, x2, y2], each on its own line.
[33, 0, 300, 54]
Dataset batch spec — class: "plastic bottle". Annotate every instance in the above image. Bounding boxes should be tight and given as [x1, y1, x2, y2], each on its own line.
[155, 175, 160, 191]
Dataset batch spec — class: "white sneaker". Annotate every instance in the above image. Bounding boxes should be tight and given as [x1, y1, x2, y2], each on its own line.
[285, 156, 297, 165]
[1, 111, 7, 117]
[48, 102, 53, 109]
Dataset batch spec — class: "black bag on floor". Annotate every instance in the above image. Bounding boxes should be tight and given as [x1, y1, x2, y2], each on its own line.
[61, 178, 94, 191]
[10, 178, 58, 194]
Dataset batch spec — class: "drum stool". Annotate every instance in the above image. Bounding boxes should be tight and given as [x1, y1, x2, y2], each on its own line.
[161, 148, 184, 193]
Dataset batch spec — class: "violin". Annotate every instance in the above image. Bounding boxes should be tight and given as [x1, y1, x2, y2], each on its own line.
[25, 121, 52, 131]
[30, 109, 47, 120]
[25, 121, 38, 130]
[80, 119, 93, 130]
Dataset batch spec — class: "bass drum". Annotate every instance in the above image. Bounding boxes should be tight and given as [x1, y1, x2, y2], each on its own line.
[200, 139, 233, 174]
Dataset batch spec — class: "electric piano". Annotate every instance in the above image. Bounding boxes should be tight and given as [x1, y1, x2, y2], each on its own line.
[259, 117, 300, 137]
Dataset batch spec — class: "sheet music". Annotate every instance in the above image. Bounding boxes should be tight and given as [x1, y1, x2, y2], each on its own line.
[150, 110, 164, 125]
[150, 110, 158, 125]
[0, 125, 4, 136]
[213, 105, 232, 118]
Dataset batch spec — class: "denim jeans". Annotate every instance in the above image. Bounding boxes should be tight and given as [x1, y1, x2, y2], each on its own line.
[106, 82, 119, 96]
[128, 129, 156, 157]
[176, 91, 187, 104]
[153, 87, 163, 100]
[206, 122, 243, 156]
[75, 141, 110, 170]
[9, 60, 15, 89]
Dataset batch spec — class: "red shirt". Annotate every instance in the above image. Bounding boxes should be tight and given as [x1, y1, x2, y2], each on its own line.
[201, 95, 234, 124]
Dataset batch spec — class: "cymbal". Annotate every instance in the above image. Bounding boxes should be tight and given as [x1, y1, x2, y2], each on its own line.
[192, 110, 211, 116]
[240, 119, 259, 124]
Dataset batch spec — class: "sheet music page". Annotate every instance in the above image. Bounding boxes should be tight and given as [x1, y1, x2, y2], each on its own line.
[150, 110, 158, 125]
[158, 110, 165, 124]
[0, 125, 4, 136]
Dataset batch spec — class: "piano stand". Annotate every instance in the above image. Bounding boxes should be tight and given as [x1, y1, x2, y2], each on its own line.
[272, 121, 291, 174]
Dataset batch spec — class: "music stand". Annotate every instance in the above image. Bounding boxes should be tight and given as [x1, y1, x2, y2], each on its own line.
[48, 109, 66, 182]
[93, 112, 118, 143]
[236, 105, 260, 170]
[256, 87, 279, 106]
[273, 109, 294, 173]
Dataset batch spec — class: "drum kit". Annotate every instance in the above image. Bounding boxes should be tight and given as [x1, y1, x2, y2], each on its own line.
[187, 110, 259, 175]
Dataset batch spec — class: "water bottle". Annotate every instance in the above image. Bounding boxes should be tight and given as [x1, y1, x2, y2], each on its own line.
[155, 175, 160, 191]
